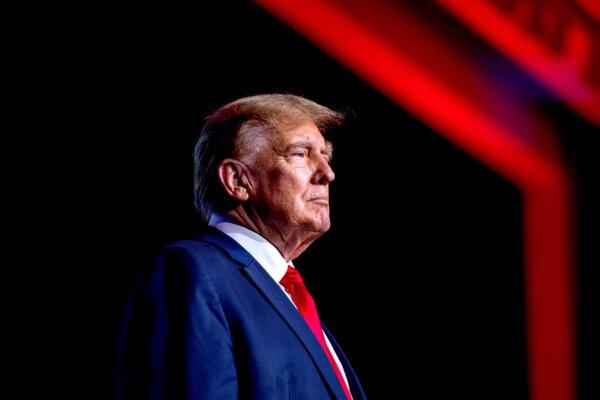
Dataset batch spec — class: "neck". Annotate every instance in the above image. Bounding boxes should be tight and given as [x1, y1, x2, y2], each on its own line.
[223, 207, 320, 261]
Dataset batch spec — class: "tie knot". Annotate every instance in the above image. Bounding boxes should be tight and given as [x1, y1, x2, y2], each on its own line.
[280, 265, 304, 290]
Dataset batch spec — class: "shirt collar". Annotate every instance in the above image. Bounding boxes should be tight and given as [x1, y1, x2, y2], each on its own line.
[208, 213, 293, 283]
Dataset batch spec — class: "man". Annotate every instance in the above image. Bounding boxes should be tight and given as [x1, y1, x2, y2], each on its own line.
[117, 94, 366, 399]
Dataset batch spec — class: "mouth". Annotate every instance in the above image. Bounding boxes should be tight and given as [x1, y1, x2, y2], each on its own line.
[309, 196, 329, 205]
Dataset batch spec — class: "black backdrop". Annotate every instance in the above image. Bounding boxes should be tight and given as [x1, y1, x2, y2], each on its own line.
[19, 1, 598, 399]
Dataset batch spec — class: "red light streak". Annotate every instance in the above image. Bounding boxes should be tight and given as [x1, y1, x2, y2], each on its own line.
[255, 1, 576, 399]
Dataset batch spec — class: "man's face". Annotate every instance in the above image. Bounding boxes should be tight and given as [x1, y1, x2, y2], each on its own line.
[247, 121, 335, 235]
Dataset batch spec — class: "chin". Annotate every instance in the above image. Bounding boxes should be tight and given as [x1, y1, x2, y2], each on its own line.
[309, 215, 331, 233]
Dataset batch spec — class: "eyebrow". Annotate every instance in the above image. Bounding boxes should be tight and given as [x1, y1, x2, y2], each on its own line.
[284, 140, 334, 159]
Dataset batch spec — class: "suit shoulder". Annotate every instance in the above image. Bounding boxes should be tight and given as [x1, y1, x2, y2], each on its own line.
[165, 239, 217, 254]
[160, 238, 236, 278]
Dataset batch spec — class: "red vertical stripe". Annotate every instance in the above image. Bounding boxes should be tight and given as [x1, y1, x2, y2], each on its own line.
[255, 1, 576, 399]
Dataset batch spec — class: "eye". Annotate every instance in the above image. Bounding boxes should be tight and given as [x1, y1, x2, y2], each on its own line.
[292, 151, 307, 158]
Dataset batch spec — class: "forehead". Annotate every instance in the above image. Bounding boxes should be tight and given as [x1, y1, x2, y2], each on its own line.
[275, 121, 329, 147]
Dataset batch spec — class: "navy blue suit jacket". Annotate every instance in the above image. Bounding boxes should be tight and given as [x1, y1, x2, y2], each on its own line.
[117, 226, 366, 399]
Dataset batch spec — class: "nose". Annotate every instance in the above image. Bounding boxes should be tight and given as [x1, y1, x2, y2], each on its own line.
[313, 155, 335, 185]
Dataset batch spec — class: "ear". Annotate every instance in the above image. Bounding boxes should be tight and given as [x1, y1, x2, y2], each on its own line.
[218, 158, 251, 202]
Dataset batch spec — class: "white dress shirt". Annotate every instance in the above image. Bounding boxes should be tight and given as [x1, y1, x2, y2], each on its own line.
[208, 213, 351, 390]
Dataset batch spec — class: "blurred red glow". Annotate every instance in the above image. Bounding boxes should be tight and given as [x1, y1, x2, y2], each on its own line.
[256, 0, 577, 399]
[436, 0, 600, 126]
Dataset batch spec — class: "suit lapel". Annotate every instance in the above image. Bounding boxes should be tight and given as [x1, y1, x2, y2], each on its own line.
[200, 228, 348, 400]
[322, 324, 367, 400]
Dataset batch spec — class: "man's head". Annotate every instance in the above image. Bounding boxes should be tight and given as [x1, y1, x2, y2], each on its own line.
[194, 94, 343, 246]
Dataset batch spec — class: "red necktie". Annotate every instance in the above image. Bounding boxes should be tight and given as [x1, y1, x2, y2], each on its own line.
[280, 266, 352, 399]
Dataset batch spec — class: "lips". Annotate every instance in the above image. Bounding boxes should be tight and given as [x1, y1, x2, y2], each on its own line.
[309, 196, 329, 204]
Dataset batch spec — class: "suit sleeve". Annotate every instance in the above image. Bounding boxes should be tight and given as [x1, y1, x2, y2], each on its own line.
[118, 245, 238, 400]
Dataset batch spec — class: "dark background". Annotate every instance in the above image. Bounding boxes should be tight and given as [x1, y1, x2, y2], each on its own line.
[15, 1, 597, 399]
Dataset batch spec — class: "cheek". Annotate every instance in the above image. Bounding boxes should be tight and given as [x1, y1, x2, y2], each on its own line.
[268, 170, 308, 198]
[260, 172, 297, 208]
[258, 166, 313, 214]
